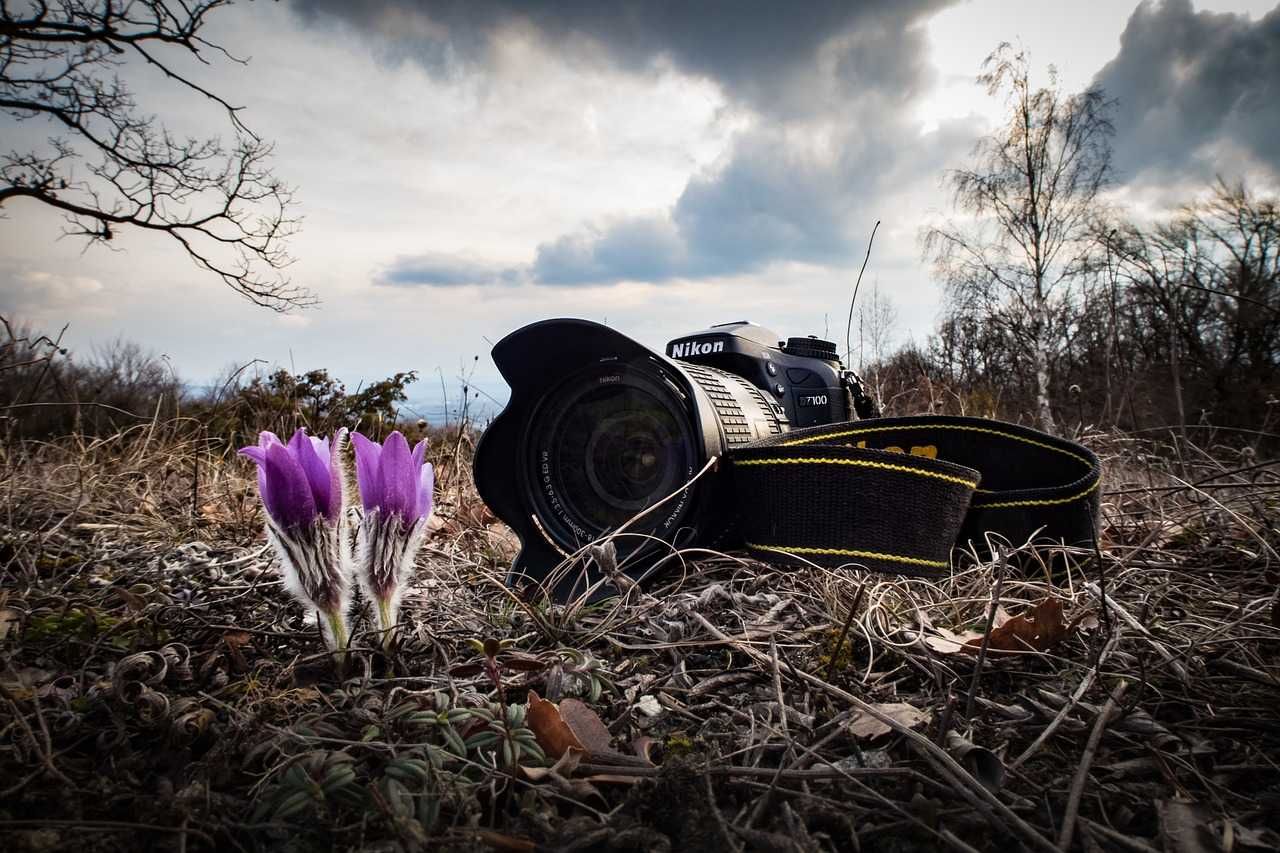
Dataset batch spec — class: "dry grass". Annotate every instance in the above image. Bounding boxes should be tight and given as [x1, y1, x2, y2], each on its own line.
[1, 421, 1278, 852]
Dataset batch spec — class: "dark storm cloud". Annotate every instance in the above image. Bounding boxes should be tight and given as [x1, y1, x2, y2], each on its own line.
[1093, 0, 1280, 179]
[291, 0, 955, 118]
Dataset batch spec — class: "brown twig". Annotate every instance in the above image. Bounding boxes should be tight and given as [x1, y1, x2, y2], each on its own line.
[689, 611, 1060, 853]
[1057, 680, 1129, 852]
[964, 549, 1007, 719]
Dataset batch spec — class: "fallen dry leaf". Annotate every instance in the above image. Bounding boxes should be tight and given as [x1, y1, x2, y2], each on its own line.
[962, 598, 1076, 655]
[848, 702, 931, 739]
[527, 691, 619, 761]
[527, 690, 584, 759]
[559, 698, 613, 755]
[945, 730, 1006, 792]
[923, 625, 983, 655]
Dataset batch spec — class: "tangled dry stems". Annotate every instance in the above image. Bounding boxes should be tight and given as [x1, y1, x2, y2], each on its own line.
[1, 422, 1278, 852]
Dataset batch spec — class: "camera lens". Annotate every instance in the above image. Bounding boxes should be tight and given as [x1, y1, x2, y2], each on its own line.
[585, 409, 676, 512]
[527, 365, 695, 538]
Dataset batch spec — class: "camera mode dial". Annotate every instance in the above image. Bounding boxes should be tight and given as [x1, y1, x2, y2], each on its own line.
[783, 336, 839, 362]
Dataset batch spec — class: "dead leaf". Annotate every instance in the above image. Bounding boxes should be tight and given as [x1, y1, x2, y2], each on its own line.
[944, 731, 1006, 792]
[848, 702, 931, 739]
[0, 608, 18, 643]
[501, 653, 548, 673]
[527, 690, 585, 759]
[631, 736, 658, 765]
[114, 586, 148, 612]
[923, 625, 983, 655]
[559, 698, 613, 755]
[1073, 613, 1100, 632]
[1158, 799, 1219, 853]
[962, 598, 1076, 655]
[527, 691, 620, 762]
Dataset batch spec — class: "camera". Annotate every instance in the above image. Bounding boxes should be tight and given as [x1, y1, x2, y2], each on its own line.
[472, 318, 878, 594]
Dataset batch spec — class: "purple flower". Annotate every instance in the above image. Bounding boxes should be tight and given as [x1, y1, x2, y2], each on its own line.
[351, 431, 434, 527]
[351, 431, 434, 647]
[240, 428, 352, 657]
[238, 429, 343, 530]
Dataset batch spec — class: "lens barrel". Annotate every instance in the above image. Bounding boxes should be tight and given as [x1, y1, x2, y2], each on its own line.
[473, 318, 786, 596]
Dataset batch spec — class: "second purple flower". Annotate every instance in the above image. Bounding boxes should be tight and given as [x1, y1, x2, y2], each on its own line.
[351, 430, 434, 647]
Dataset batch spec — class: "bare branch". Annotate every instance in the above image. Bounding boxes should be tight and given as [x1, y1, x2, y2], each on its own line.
[0, 0, 306, 309]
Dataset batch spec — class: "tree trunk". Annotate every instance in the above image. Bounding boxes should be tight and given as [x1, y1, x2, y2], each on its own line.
[1032, 294, 1058, 435]
[1034, 338, 1057, 435]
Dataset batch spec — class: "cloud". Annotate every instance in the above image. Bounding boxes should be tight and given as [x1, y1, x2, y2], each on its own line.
[0, 266, 109, 326]
[532, 216, 685, 285]
[292, 0, 956, 118]
[310, 0, 974, 288]
[529, 125, 895, 285]
[1092, 0, 1280, 181]
[377, 253, 523, 287]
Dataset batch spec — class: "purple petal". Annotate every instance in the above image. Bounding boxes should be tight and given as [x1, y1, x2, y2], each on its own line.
[351, 432, 384, 512]
[411, 439, 429, 520]
[310, 435, 329, 459]
[238, 447, 269, 504]
[379, 431, 415, 521]
[259, 430, 282, 449]
[262, 441, 317, 530]
[418, 462, 434, 521]
[239, 446, 267, 465]
[326, 429, 347, 523]
[289, 429, 332, 520]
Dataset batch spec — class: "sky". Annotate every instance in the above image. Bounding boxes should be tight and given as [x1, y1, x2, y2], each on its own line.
[2, 0, 1279, 419]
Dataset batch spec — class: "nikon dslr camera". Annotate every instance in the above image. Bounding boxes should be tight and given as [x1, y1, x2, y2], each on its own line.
[473, 318, 877, 595]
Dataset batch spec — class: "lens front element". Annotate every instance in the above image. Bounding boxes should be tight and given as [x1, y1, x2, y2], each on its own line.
[528, 365, 695, 541]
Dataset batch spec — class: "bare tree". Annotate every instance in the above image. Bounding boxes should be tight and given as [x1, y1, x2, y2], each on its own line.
[924, 44, 1113, 434]
[0, 0, 307, 309]
[854, 280, 898, 405]
[1099, 180, 1280, 432]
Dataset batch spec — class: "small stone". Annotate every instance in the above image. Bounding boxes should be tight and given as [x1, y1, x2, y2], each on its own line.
[636, 694, 662, 717]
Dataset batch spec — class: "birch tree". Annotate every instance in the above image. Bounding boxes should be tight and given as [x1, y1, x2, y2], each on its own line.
[924, 44, 1113, 434]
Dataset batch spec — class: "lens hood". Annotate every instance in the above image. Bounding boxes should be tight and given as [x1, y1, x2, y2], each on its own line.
[474, 318, 730, 597]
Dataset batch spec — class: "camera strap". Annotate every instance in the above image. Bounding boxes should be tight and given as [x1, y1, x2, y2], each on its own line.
[727, 415, 1101, 575]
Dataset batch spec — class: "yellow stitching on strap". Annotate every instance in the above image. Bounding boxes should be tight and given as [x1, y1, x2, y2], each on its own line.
[734, 456, 978, 488]
[972, 478, 1100, 509]
[746, 541, 948, 569]
[782, 422, 1091, 466]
